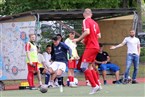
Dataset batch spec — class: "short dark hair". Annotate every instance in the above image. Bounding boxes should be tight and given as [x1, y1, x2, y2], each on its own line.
[46, 44, 51, 48]
[70, 31, 75, 34]
[99, 43, 103, 47]
[52, 36, 59, 41]
[56, 34, 62, 37]
[56, 34, 63, 42]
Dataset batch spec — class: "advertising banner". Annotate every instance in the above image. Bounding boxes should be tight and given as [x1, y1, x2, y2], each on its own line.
[0, 21, 36, 80]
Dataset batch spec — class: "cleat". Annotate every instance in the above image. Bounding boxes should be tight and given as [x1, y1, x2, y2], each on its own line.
[132, 80, 138, 84]
[29, 86, 37, 90]
[89, 85, 99, 94]
[114, 80, 121, 84]
[104, 80, 107, 85]
[122, 79, 129, 84]
[98, 85, 102, 91]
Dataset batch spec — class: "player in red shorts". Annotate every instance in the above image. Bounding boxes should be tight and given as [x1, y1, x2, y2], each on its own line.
[73, 8, 101, 94]
[25, 34, 42, 90]
[65, 32, 80, 87]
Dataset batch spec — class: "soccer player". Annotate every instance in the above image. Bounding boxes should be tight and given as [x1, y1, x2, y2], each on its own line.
[56, 34, 65, 86]
[37, 46, 46, 86]
[43, 36, 72, 92]
[43, 45, 52, 67]
[25, 34, 40, 90]
[73, 8, 101, 94]
[65, 32, 79, 87]
[51, 34, 65, 87]
[110, 30, 140, 84]
[43, 45, 52, 86]
[37, 46, 53, 87]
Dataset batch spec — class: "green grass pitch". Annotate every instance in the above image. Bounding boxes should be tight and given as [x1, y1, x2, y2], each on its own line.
[1, 83, 145, 97]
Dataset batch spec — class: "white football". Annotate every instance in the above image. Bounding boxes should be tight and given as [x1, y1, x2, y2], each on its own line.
[39, 84, 48, 93]
[74, 78, 78, 85]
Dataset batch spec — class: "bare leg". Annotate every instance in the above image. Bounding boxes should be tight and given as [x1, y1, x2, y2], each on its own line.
[102, 70, 107, 81]
[51, 69, 63, 83]
[88, 63, 93, 69]
[70, 69, 74, 76]
[56, 69, 63, 77]
[115, 71, 120, 81]
[37, 70, 42, 85]
[68, 69, 71, 76]
[51, 73, 57, 81]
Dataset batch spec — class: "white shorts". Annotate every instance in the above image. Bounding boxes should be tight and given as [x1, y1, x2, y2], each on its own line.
[49, 61, 66, 72]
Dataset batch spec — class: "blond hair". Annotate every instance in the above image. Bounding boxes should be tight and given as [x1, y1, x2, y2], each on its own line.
[83, 8, 92, 15]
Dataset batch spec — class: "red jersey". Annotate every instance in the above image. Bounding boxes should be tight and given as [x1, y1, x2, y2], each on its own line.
[82, 18, 100, 49]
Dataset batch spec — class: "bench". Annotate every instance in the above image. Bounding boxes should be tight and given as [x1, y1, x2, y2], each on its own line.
[65, 67, 81, 73]
[65, 66, 114, 75]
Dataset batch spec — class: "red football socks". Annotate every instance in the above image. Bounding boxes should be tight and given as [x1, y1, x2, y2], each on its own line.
[68, 76, 74, 82]
[91, 69, 100, 86]
[27, 71, 34, 87]
[84, 69, 96, 87]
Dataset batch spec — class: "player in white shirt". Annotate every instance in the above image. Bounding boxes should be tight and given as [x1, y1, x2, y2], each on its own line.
[43, 45, 52, 67]
[65, 32, 79, 87]
[37, 46, 47, 86]
[42, 45, 52, 86]
[110, 30, 140, 84]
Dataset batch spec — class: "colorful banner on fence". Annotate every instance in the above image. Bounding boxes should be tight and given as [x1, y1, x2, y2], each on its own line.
[0, 21, 36, 80]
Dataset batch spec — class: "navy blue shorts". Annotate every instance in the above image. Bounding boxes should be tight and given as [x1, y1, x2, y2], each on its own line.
[100, 63, 120, 72]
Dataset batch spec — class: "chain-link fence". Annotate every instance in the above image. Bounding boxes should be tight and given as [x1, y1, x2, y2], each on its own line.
[37, 20, 85, 56]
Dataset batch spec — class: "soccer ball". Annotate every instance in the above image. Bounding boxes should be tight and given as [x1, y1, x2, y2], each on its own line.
[74, 78, 78, 85]
[66, 78, 78, 86]
[39, 85, 48, 93]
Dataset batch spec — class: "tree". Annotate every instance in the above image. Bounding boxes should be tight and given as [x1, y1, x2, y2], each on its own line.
[120, 0, 138, 8]
[0, 0, 142, 53]
[141, 0, 145, 32]
[137, 0, 143, 32]
[0, 0, 121, 15]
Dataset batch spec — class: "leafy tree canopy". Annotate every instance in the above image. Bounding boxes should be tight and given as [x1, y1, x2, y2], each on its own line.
[1, 0, 122, 15]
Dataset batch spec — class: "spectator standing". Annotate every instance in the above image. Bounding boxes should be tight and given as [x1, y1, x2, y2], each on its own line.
[110, 30, 140, 84]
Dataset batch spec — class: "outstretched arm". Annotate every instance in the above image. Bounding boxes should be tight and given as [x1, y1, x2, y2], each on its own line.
[110, 37, 127, 49]
[110, 42, 125, 49]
